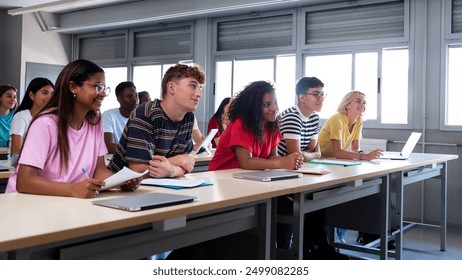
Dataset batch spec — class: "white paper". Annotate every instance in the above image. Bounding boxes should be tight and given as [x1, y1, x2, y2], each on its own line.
[141, 178, 207, 188]
[102, 167, 148, 190]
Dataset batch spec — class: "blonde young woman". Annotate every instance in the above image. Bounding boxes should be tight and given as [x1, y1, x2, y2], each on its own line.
[318, 90, 383, 161]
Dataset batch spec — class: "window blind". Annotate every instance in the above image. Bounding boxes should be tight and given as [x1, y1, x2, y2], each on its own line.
[134, 25, 192, 57]
[452, 0, 462, 33]
[305, 1, 405, 44]
[79, 34, 126, 61]
[217, 14, 293, 51]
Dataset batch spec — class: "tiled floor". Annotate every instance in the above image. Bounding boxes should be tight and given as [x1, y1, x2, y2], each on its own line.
[341, 226, 462, 260]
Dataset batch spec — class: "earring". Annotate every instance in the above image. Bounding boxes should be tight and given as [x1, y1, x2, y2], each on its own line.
[72, 91, 76, 98]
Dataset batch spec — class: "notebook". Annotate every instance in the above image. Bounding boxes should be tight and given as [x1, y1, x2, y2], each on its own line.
[232, 170, 302, 182]
[196, 129, 218, 154]
[92, 192, 198, 212]
[380, 132, 422, 160]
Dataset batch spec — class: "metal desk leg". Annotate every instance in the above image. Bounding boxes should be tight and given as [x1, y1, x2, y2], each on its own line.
[258, 199, 272, 259]
[440, 162, 447, 251]
[292, 193, 304, 260]
[380, 174, 390, 260]
[395, 171, 404, 260]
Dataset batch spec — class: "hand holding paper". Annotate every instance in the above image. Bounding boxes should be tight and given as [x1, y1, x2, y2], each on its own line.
[102, 167, 148, 190]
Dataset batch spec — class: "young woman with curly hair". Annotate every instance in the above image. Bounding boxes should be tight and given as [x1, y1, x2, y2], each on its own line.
[208, 80, 303, 171]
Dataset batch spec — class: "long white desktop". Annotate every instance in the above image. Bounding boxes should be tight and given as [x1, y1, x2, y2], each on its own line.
[0, 153, 457, 260]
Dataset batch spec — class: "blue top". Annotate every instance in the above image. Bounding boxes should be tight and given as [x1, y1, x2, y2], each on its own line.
[0, 110, 14, 147]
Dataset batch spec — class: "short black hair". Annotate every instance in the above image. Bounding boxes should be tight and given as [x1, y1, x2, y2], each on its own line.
[115, 81, 136, 97]
[295, 77, 324, 95]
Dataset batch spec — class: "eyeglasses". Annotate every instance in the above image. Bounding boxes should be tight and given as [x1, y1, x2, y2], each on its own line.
[305, 92, 326, 100]
[83, 82, 111, 96]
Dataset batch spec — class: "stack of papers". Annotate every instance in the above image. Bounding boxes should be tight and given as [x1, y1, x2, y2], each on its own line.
[141, 178, 212, 189]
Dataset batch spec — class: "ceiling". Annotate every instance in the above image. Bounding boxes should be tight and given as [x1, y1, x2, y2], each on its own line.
[0, 0, 345, 33]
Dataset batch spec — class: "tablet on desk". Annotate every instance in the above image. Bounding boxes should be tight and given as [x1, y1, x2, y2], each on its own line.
[196, 129, 218, 154]
[232, 170, 302, 182]
[92, 192, 198, 212]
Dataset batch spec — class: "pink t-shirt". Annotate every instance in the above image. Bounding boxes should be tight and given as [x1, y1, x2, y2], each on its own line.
[6, 114, 108, 193]
[208, 118, 282, 171]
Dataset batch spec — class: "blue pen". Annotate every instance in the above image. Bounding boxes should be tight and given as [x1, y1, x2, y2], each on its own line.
[82, 168, 90, 178]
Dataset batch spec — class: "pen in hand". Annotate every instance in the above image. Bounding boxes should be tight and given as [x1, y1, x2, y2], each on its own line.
[82, 168, 100, 195]
[82, 168, 90, 178]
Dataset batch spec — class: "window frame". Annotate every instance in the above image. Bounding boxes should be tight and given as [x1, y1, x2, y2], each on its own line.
[440, 0, 462, 131]
[302, 45, 412, 129]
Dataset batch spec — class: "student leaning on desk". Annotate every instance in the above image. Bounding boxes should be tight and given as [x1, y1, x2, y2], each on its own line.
[318, 90, 383, 161]
[5, 59, 140, 198]
[107, 63, 206, 179]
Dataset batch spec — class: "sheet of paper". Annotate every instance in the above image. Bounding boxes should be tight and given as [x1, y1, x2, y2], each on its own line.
[102, 167, 148, 190]
[287, 167, 330, 175]
[141, 178, 209, 188]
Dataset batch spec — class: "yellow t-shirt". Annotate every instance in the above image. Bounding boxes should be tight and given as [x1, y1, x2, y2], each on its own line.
[318, 112, 363, 158]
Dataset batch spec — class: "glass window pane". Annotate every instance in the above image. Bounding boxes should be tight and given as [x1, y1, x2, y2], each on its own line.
[233, 59, 274, 93]
[215, 61, 233, 112]
[305, 54, 352, 118]
[275, 55, 296, 112]
[355, 52, 378, 121]
[447, 47, 462, 125]
[381, 49, 408, 124]
[101, 67, 127, 113]
[133, 65, 162, 100]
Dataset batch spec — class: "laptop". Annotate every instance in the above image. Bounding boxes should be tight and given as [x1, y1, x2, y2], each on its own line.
[92, 192, 198, 212]
[232, 170, 303, 182]
[380, 132, 422, 160]
[196, 129, 218, 154]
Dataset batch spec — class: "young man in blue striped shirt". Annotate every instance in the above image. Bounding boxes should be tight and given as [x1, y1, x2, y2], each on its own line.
[108, 64, 206, 178]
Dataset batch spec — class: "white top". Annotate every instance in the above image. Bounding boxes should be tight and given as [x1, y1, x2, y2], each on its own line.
[103, 108, 128, 144]
[9, 110, 32, 138]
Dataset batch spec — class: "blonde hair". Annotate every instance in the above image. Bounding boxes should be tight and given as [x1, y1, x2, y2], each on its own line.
[337, 90, 365, 114]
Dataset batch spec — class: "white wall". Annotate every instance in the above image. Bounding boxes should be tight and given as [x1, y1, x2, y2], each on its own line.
[19, 13, 71, 96]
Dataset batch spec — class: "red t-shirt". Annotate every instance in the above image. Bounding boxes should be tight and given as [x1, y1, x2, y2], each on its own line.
[208, 118, 282, 171]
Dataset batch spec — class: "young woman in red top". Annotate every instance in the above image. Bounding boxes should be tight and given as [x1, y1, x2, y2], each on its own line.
[208, 81, 302, 171]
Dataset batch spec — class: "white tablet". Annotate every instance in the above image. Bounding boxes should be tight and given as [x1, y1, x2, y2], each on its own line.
[196, 128, 218, 154]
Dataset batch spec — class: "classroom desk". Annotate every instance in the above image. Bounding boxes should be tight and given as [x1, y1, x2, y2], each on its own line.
[104, 152, 214, 172]
[191, 149, 214, 172]
[0, 153, 456, 260]
[0, 169, 296, 260]
[279, 153, 457, 260]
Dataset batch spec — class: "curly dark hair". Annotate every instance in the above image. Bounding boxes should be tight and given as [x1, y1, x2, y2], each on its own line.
[229, 81, 279, 142]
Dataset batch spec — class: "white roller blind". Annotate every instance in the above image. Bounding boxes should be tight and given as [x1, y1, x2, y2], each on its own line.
[305, 1, 405, 44]
[134, 25, 192, 57]
[79, 33, 126, 61]
[217, 14, 293, 51]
